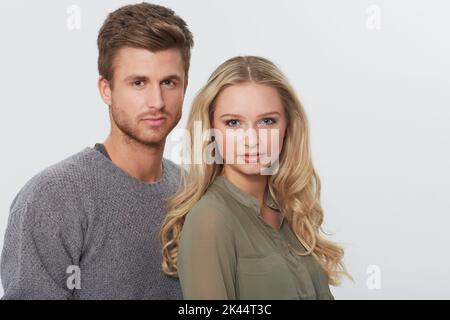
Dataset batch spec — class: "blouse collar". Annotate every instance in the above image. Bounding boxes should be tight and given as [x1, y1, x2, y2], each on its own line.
[213, 175, 281, 212]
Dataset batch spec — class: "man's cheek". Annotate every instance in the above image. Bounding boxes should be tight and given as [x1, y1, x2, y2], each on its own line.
[166, 93, 184, 112]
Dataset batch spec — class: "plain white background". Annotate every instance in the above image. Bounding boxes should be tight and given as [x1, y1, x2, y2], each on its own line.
[0, 0, 449, 299]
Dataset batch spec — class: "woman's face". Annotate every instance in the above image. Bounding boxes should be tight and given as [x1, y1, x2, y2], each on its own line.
[212, 82, 288, 176]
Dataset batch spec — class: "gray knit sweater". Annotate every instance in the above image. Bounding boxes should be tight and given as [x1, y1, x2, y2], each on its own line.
[0, 145, 183, 299]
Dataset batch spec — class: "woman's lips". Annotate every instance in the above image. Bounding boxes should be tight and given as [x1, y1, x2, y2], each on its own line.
[241, 153, 264, 163]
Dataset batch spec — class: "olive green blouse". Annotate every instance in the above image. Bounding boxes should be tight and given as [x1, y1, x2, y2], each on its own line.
[178, 175, 334, 300]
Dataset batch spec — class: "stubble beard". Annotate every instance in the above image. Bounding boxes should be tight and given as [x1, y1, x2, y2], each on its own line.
[109, 104, 179, 148]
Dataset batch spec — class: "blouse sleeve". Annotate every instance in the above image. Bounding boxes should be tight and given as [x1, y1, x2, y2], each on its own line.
[178, 202, 237, 299]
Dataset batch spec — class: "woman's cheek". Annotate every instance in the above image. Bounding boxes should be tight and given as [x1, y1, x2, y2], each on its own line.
[223, 133, 237, 164]
[213, 130, 234, 164]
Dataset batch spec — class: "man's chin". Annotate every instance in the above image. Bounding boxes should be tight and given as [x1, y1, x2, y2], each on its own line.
[121, 131, 166, 147]
[138, 136, 166, 147]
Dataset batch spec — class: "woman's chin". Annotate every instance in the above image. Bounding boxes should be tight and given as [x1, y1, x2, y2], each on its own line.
[234, 163, 268, 176]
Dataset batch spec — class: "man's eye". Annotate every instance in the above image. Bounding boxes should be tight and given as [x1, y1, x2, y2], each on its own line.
[260, 118, 276, 126]
[225, 119, 240, 127]
[133, 80, 145, 87]
[162, 80, 175, 87]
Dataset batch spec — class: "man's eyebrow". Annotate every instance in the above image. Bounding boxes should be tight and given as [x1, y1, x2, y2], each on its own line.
[220, 111, 281, 118]
[123, 74, 183, 82]
[162, 74, 183, 82]
[123, 74, 149, 82]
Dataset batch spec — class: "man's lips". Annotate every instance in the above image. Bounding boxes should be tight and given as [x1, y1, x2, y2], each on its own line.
[141, 117, 167, 126]
[142, 116, 166, 120]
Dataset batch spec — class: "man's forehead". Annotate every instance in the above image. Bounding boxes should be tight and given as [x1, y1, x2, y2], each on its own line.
[113, 46, 184, 78]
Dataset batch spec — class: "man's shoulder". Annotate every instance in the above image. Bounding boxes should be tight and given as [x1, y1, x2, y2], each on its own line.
[27, 147, 99, 186]
[11, 147, 100, 210]
[162, 157, 185, 185]
[162, 157, 181, 173]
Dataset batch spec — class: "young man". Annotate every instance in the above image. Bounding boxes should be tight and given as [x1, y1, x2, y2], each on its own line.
[1, 3, 193, 299]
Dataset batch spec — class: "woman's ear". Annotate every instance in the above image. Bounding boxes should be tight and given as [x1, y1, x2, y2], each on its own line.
[98, 76, 112, 106]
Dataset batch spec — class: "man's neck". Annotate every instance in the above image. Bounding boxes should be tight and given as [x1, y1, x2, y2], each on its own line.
[103, 133, 165, 184]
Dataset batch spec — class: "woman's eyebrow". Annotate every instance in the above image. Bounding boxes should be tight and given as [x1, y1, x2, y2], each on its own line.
[220, 113, 242, 118]
[257, 111, 281, 117]
[220, 111, 281, 118]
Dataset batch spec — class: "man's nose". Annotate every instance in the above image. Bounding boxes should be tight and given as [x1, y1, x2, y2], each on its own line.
[146, 85, 165, 110]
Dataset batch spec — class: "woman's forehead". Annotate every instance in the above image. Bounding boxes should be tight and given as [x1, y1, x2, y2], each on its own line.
[214, 83, 283, 118]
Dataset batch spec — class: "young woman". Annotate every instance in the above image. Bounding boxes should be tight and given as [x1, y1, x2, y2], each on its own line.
[160, 56, 351, 299]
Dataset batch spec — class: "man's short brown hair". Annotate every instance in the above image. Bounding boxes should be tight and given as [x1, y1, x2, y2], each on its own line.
[97, 2, 194, 85]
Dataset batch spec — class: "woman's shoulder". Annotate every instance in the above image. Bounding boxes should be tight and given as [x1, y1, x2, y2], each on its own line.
[185, 186, 235, 229]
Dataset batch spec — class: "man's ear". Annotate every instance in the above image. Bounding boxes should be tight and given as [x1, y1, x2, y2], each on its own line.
[98, 76, 112, 106]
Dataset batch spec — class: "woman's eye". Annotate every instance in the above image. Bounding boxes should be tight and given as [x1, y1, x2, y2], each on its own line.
[225, 119, 240, 127]
[260, 118, 276, 126]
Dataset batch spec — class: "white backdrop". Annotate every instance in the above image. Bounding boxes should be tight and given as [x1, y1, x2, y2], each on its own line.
[0, 0, 449, 299]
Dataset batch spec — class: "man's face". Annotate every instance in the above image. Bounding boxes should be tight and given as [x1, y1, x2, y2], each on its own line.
[100, 47, 186, 147]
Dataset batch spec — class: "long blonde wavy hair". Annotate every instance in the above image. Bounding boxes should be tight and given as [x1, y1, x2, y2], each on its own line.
[160, 56, 352, 286]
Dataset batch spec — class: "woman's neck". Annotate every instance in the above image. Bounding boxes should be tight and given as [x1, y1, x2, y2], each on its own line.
[221, 167, 268, 208]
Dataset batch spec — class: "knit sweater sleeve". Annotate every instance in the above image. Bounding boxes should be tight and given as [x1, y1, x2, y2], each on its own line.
[1, 173, 84, 300]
